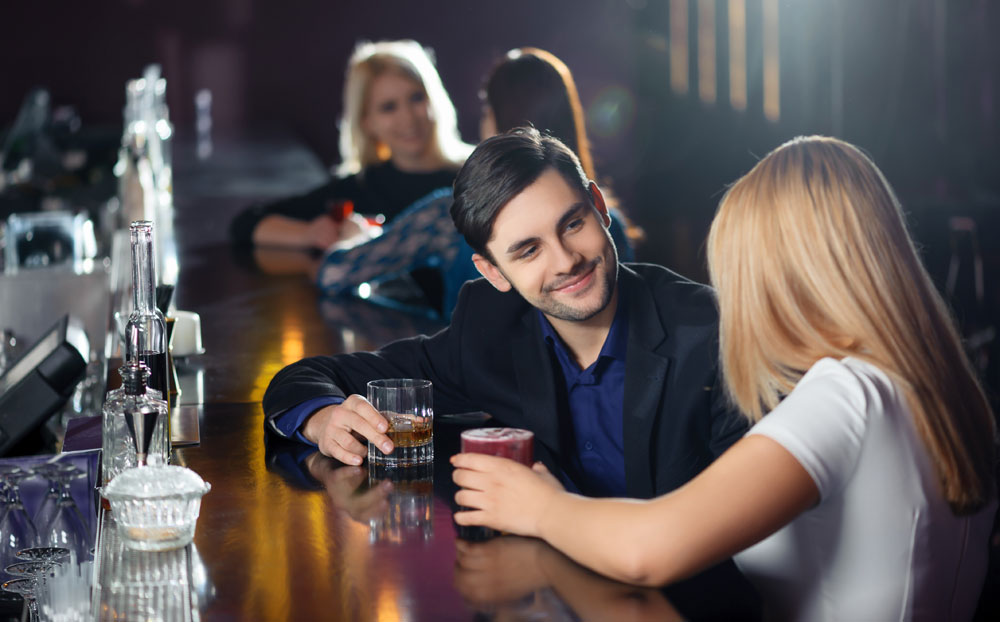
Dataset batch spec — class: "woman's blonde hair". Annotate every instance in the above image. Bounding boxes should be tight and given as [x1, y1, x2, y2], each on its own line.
[707, 135, 995, 514]
[337, 39, 472, 175]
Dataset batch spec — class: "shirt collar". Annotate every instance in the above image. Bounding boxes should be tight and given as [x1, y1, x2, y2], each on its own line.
[538, 295, 629, 374]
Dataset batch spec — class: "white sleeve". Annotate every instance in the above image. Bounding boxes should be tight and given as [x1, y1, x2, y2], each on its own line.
[747, 358, 872, 500]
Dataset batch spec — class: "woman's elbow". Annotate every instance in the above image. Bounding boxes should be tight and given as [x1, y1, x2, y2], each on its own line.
[614, 550, 680, 587]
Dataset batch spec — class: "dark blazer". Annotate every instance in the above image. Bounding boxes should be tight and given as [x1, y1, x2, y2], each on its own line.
[263, 263, 748, 499]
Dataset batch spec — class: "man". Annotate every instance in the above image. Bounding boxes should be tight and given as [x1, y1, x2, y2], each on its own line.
[263, 128, 746, 498]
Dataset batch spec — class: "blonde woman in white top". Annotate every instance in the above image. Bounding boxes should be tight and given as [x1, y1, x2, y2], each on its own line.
[451, 136, 997, 621]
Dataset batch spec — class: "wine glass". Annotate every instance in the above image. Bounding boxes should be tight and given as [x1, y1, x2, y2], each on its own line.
[0, 466, 37, 572]
[2, 577, 41, 622]
[30, 463, 63, 533]
[39, 465, 91, 562]
[15, 548, 70, 564]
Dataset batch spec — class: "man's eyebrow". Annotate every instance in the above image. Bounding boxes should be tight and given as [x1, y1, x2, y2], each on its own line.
[503, 202, 589, 256]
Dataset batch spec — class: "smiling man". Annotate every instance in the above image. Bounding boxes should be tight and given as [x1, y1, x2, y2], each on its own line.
[262, 128, 747, 498]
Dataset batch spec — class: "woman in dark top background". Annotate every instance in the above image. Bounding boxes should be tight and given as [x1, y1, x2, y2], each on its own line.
[481, 47, 643, 255]
[230, 39, 472, 249]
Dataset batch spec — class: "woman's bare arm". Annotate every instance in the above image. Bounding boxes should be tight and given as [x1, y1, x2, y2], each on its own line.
[453, 435, 818, 586]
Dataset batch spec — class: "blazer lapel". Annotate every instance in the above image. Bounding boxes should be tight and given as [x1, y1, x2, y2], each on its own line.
[621, 268, 671, 498]
[511, 311, 563, 459]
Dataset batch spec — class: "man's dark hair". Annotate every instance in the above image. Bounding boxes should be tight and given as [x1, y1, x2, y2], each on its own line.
[451, 127, 590, 260]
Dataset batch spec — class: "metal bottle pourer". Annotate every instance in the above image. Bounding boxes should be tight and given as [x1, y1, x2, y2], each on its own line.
[124, 404, 159, 467]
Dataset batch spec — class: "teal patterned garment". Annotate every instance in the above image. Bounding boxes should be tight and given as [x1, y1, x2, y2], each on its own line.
[315, 187, 635, 319]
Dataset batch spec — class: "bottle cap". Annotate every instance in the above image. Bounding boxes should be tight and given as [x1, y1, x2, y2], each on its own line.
[119, 361, 150, 395]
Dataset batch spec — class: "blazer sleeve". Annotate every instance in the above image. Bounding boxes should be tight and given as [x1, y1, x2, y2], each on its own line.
[262, 281, 479, 431]
[706, 369, 750, 457]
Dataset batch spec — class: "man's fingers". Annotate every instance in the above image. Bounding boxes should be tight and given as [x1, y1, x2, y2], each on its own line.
[332, 427, 367, 456]
[343, 395, 390, 433]
[343, 410, 393, 454]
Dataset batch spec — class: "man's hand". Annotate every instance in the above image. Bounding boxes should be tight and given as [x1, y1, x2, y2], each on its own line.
[302, 394, 394, 465]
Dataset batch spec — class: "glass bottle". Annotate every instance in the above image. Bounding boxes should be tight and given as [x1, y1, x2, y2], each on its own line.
[124, 221, 169, 398]
[101, 361, 169, 486]
[114, 80, 157, 226]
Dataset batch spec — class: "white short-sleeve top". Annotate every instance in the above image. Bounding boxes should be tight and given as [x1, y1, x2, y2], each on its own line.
[734, 357, 996, 622]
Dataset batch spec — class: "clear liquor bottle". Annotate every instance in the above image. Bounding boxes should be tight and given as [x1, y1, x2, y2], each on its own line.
[124, 221, 169, 398]
[101, 361, 169, 486]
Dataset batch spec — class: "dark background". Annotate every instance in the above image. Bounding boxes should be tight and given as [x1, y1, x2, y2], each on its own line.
[4, 0, 999, 396]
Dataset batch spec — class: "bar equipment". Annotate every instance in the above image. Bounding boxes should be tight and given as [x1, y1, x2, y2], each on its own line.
[3, 211, 97, 273]
[0, 316, 89, 456]
[100, 465, 210, 552]
[101, 361, 168, 486]
[124, 221, 169, 398]
[0, 466, 38, 570]
[366, 379, 434, 467]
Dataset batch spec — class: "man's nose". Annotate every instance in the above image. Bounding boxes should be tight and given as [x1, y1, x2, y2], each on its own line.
[552, 242, 582, 274]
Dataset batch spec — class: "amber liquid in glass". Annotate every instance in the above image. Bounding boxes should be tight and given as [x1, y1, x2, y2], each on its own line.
[388, 423, 432, 447]
[369, 413, 433, 466]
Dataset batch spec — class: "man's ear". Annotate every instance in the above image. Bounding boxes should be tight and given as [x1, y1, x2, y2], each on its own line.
[589, 181, 611, 228]
[472, 253, 512, 293]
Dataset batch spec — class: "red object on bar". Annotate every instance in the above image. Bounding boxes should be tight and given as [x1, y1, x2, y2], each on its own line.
[328, 199, 354, 223]
[460, 428, 534, 465]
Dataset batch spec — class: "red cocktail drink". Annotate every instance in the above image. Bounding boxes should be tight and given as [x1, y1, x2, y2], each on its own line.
[460, 428, 534, 465]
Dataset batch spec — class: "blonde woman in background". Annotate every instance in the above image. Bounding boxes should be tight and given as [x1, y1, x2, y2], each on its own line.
[231, 39, 472, 249]
[452, 135, 997, 621]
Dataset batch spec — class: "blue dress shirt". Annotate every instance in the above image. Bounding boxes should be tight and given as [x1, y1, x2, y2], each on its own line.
[269, 396, 342, 446]
[538, 298, 628, 497]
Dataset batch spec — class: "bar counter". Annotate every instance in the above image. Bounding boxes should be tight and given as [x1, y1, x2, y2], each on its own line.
[82, 133, 761, 621]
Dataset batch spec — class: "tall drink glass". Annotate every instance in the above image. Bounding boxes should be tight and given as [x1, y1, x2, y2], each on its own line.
[457, 428, 535, 541]
[366, 379, 433, 467]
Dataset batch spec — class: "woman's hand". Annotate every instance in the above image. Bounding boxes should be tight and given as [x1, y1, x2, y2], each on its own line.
[305, 214, 344, 249]
[451, 454, 564, 537]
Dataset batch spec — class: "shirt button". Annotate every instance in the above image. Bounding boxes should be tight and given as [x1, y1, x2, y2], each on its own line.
[584, 441, 593, 451]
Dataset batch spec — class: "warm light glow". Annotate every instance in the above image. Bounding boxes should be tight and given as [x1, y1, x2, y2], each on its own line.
[763, 0, 781, 121]
[280, 328, 305, 364]
[249, 307, 305, 402]
[728, 0, 747, 110]
[670, 0, 689, 94]
[375, 576, 409, 622]
[698, 0, 717, 103]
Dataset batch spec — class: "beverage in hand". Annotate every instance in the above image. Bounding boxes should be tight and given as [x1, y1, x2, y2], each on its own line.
[387, 414, 433, 447]
[460, 428, 534, 465]
[456, 428, 534, 541]
[366, 378, 433, 467]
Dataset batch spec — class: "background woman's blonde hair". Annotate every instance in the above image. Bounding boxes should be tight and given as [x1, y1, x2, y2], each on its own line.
[337, 39, 473, 175]
[707, 135, 995, 514]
